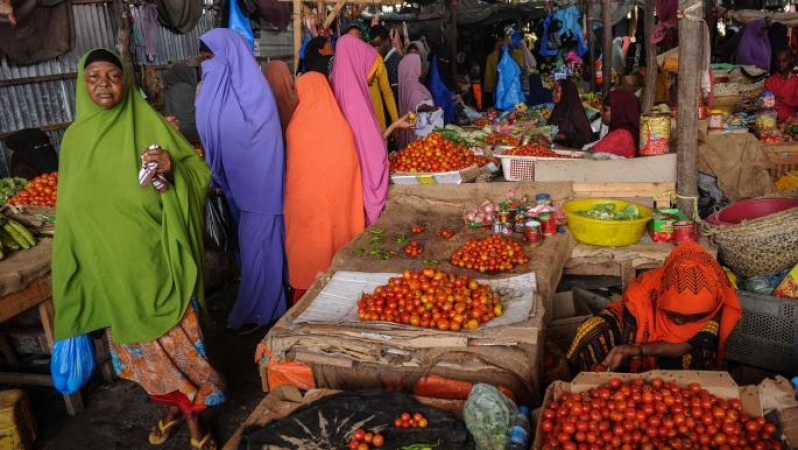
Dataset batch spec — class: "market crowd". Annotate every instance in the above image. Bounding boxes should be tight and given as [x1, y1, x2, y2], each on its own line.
[40, 10, 798, 448]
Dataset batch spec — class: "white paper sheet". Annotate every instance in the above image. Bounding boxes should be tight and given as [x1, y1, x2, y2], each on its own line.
[293, 271, 537, 329]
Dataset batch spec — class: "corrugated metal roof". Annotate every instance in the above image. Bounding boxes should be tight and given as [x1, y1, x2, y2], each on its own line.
[130, 6, 216, 65]
[0, 4, 219, 177]
[256, 25, 295, 60]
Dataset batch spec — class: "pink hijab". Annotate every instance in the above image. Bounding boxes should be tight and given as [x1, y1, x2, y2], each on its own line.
[330, 34, 387, 226]
[397, 53, 432, 147]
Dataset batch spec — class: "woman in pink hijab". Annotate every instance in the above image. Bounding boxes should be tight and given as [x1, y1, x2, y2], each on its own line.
[397, 53, 443, 148]
[330, 34, 389, 226]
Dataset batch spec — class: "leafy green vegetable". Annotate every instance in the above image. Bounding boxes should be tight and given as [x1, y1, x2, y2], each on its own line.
[0, 177, 27, 205]
[576, 204, 641, 221]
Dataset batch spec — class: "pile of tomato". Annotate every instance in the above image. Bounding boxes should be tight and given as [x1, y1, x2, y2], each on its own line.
[389, 133, 487, 173]
[451, 235, 530, 273]
[504, 145, 579, 158]
[347, 428, 384, 450]
[394, 412, 429, 428]
[538, 377, 783, 450]
[485, 133, 521, 146]
[435, 228, 455, 239]
[403, 240, 423, 257]
[357, 268, 503, 332]
[7, 172, 58, 207]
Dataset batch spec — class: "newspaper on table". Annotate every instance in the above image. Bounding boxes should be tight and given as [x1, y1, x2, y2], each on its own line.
[293, 271, 537, 328]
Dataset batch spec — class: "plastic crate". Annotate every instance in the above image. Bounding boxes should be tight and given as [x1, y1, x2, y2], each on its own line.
[725, 290, 798, 375]
[498, 150, 584, 182]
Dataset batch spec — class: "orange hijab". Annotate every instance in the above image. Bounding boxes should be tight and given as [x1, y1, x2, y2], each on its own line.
[263, 60, 298, 134]
[619, 242, 742, 361]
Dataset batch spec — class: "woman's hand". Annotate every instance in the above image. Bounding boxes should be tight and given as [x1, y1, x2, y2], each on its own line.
[383, 113, 417, 140]
[141, 147, 173, 175]
[534, 134, 552, 145]
[600, 344, 640, 372]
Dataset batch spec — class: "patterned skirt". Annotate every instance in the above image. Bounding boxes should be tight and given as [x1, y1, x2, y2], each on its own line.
[108, 301, 226, 414]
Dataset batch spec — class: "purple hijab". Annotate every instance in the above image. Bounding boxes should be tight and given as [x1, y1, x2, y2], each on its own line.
[196, 29, 287, 328]
[734, 19, 771, 71]
[330, 34, 387, 226]
[196, 28, 284, 215]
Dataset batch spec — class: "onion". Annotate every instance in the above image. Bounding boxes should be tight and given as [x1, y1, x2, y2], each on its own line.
[481, 201, 496, 215]
[465, 211, 477, 222]
[474, 212, 486, 223]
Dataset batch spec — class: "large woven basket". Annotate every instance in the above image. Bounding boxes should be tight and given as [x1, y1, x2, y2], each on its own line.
[702, 207, 798, 277]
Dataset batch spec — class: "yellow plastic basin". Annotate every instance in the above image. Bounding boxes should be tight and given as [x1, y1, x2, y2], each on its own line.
[564, 198, 653, 247]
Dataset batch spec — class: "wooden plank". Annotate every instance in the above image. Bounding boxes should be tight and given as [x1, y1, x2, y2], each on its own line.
[38, 300, 55, 352]
[533, 153, 677, 183]
[572, 182, 676, 198]
[322, 0, 347, 29]
[293, 0, 303, 74]
[0, 372, 53, 386]
[601, 0, 612, 96]
[676, 0, 703, 218]
[642, 0, 657, 112]
[0, 277, 52, 323]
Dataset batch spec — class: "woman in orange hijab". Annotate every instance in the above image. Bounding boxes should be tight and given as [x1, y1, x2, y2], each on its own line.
[567, 242, 742, 373]
[283, 71, 365, 303]
[263, 60, 298, 135]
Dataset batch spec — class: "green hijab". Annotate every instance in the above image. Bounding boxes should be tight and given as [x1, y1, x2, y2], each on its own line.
[53, 49, 210, 344]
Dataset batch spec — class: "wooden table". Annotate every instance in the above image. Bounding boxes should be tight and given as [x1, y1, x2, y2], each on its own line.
[0, 239, 113, 415]
[564, 237, 717, 289]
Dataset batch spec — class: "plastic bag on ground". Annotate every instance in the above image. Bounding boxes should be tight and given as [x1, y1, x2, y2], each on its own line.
[50, 335, 96, 395]
[463, 383, 516, 450]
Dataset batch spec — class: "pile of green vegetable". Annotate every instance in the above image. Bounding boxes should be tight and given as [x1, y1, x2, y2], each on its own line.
[576, 203, 641, 221]
[0, 177, 28, 205]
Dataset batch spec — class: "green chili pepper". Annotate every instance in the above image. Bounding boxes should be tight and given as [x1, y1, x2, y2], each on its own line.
[368, 227, 385, 234]
[395, 234, 407, 244]
[353, 247, 365, 256]
[367, 236, 385, 245]
[422, 259, 439, 266]
[400, 441, 440, 450]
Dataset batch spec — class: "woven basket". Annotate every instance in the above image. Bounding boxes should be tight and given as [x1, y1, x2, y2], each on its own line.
[702, 207, 798, 277]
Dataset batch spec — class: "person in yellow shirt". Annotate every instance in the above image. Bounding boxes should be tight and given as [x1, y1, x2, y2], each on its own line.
[369, 55, 399, 132]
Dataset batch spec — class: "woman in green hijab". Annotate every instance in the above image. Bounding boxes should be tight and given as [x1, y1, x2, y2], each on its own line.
[52, 49, 224, 450]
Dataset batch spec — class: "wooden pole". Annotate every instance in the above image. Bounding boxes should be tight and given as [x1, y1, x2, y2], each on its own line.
[293, 0, 302, 74]
[323, 0, 348, 29]
[642, 0, 657, 112]
[451, 0, 458, 84]
[317, 0, 325, 21]
[585, 0, 596, 91]
[676, 0, 703, 219]
[601, 0, 612, 96]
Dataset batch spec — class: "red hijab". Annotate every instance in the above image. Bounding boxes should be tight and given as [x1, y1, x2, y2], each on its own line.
[606, 90, 641, 154]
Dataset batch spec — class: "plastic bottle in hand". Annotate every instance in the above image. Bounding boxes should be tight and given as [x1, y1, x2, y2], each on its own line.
[507, 405, 531, 450]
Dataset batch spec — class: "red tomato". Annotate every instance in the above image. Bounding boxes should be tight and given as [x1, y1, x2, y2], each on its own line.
[371, 434, 384, 448]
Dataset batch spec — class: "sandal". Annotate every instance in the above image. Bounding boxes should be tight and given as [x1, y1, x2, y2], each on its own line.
[190, 432, 218, 450]
[148, 416, 185, 445]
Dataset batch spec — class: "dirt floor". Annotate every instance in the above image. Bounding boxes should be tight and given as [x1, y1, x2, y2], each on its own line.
[28, 281, 267, 450]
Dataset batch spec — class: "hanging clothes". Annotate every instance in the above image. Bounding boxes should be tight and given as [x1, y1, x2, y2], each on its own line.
[554, 5, 588, 56]
[428, 56, 455, 125]
[156, 0, 203, 34]
[0, 0, 74, 65]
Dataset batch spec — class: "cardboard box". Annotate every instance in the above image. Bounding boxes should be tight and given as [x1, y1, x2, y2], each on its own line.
[532, 153, 677, 183]
[548, 291, 592, 352]
[532, 370, 765, 449]
[390, 164, 484, 185]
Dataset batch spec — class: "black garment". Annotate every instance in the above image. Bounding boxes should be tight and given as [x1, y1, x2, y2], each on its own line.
[156, 0, 203, 34]
[547, 79, 593, 149]
[4, 128, 59, 180]
[163, 64, 199, 142]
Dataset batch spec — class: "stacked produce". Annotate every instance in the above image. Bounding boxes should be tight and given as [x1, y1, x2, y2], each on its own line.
[451, 235, 529, 273]
[6, 172, 58, 206]
[538, 377, 782, 449]
[484, 133, 520, 147]
[0, 177, 28, 205]
[0, 213, 38, 259]
[576, 203, 641, 220]
[504, 145, 579, 158]
[357, 268, 503, 331]
[389, 134, 487, 173]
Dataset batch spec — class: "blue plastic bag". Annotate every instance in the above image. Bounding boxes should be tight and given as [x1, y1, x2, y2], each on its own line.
[50, 335, 96, 395]
[495, 46, 525, 111]
[228, 0, 255, 52]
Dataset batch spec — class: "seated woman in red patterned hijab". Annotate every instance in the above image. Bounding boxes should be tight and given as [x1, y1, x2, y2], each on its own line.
[566, 242, 742, 373]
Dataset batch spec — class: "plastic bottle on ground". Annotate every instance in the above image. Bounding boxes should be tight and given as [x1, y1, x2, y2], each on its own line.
[507, 405, 531, 450]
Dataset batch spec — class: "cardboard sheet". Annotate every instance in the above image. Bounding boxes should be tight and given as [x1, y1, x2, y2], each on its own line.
[293, 271, 537, 328]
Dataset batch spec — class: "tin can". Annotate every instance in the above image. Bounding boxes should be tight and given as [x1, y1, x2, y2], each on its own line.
[497, 210, 512, 224]
[539, 212, 555, 236]
[514, 215, 526, 233]
[493, 221, 507, 234]
[708, 110, 724, 130]
[523, 220, 542, 244]
[535, 193, 552, 206]
[673, 220, 698, 243]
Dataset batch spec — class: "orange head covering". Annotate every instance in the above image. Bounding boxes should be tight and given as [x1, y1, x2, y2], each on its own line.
[262, 60, 298, 134]
[621, 242, 742, 362]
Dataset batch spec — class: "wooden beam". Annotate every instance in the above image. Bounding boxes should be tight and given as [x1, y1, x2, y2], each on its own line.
[293, 0, 303, 74]
[601, 0, 612, 96]
[323, 0, 348, 29]
[586, 0, 596, 91]
[451, 0, 458, 84]
[676, 0, 703, 219]
[317, 0, 325, 21]
[0, 277, 51, 323]
[642, 0, 657, 112]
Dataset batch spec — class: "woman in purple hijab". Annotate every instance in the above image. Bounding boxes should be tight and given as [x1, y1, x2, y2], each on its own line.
[734, 19, 771, 71]
[195, 29, 287, 331]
